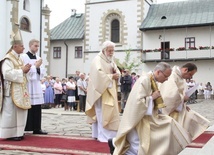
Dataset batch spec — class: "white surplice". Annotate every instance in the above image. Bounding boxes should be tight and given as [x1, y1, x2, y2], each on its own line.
[21, 53, 44, 105]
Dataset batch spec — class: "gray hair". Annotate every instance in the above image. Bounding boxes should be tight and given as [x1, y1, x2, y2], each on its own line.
[154, 62, 171, 72]
[101, 41, 115, 52]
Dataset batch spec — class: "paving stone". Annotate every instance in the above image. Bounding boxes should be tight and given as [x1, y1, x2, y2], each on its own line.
[1, 99, 214, 154]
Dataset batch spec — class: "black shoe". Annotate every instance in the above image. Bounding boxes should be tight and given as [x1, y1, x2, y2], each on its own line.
[33, 130, 48, 135]
[19, 136, 24, 140]
[6, 137, 22, 141]
[108, 139, 115, 155]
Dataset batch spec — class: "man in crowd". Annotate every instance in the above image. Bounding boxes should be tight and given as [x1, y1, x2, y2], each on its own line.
[0, 28, 31, 141]
[120, 69, 132, 114]
[74, 70, 80, 109]
[160, 62, 210, 140]
[22, 39, 47, 135]
[77, 73, 87, 112]
[85, 41, 121, 142]
[131, 72, 137, 88]
[109, 62, 191, 155]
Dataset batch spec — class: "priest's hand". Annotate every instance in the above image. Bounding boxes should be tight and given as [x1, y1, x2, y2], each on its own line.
[152, 90, 161, 100]
[112, 73, 119, 80]
[35, 58, 42, 68]
[186, 106, 190, 112]
[22, 63, 32, 73]
[184, 95, 189, 102]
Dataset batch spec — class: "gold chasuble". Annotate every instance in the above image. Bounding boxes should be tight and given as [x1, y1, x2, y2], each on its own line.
[113, 73, 191, 155]
[85, 52, 121, 130]
[160, 66, 210, 140]
[2, 52, 31, 110]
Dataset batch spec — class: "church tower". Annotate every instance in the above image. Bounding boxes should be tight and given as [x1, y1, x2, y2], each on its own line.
[84, 0, 154, 72]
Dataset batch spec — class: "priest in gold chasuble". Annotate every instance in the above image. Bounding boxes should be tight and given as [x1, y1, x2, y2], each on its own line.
[160, 63, 210, 141]
[0, 28, 31, 140]
[85, 41, 121, 142]
[113, 62, 191, 155]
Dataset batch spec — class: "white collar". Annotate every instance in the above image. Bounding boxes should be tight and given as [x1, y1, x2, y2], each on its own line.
[11, 50, 20, 59]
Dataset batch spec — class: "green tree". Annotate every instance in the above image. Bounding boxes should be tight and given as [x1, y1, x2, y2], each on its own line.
[114, 50, 142, 72]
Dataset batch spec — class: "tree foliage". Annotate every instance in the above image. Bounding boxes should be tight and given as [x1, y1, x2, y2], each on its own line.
[114, 50, 142, 72]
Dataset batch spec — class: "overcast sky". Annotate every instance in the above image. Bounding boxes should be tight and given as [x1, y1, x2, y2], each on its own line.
[44, 0, 186, 29]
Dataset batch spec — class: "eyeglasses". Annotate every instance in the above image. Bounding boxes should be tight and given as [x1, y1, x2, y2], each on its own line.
[187, 71, 194, 79]
[160, 70, 169, 78]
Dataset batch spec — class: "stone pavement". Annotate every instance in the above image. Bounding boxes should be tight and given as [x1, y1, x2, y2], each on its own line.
[0, 99, 214, 155]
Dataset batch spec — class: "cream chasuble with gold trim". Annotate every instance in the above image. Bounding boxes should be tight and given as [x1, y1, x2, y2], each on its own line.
[85, 52, 121, 131]
[113, 72, 191, 155]
[160, 66, 210, 140]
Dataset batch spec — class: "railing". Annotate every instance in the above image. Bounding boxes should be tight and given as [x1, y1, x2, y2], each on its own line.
[142, 49, 214, 62]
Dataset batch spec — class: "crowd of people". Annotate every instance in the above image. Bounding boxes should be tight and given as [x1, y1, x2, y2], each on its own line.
[186, 79, 213, 103]
[40, 72, 88, 112]
[0, 26, 211, 155]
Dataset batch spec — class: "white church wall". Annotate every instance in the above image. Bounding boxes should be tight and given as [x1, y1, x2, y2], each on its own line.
[0, 0, 44, 59]
[0, 1, 7, 58]
[19, 0, 41, 53]
[86, 0, 139, 51]
[0, 1, 13, 58]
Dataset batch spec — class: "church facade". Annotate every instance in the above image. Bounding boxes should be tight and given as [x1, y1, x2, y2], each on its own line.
[0, 0, 51, 74]
[83, 0, 152, 72]
[49, 0, 214, 84]
[49, 0, 153, 77]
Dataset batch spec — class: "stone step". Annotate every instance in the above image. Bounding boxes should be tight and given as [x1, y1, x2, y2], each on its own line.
[197, 136, 214, 155]
[179, 125, 214, 155]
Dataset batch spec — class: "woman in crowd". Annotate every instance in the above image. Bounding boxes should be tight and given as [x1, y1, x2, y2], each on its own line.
[61, 78, 67, 110]
[44, 76, 54, 108]
[54, 77, 62, 108]
[204, 82, 212, 100]
[41, 78, 46, 100]
[66, 76, 76, 111]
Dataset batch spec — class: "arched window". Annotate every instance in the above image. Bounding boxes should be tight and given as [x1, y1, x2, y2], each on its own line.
[102, 12, 125, 45]
[23, 0, 30, 11]
[20, 17, 31, 31]
[111, 19, 120, 43]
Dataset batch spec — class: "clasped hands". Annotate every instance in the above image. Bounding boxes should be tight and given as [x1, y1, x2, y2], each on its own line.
[112, 73, 120, 80]
[35, 58, 42, 68]
[22, 63, 31, 73]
